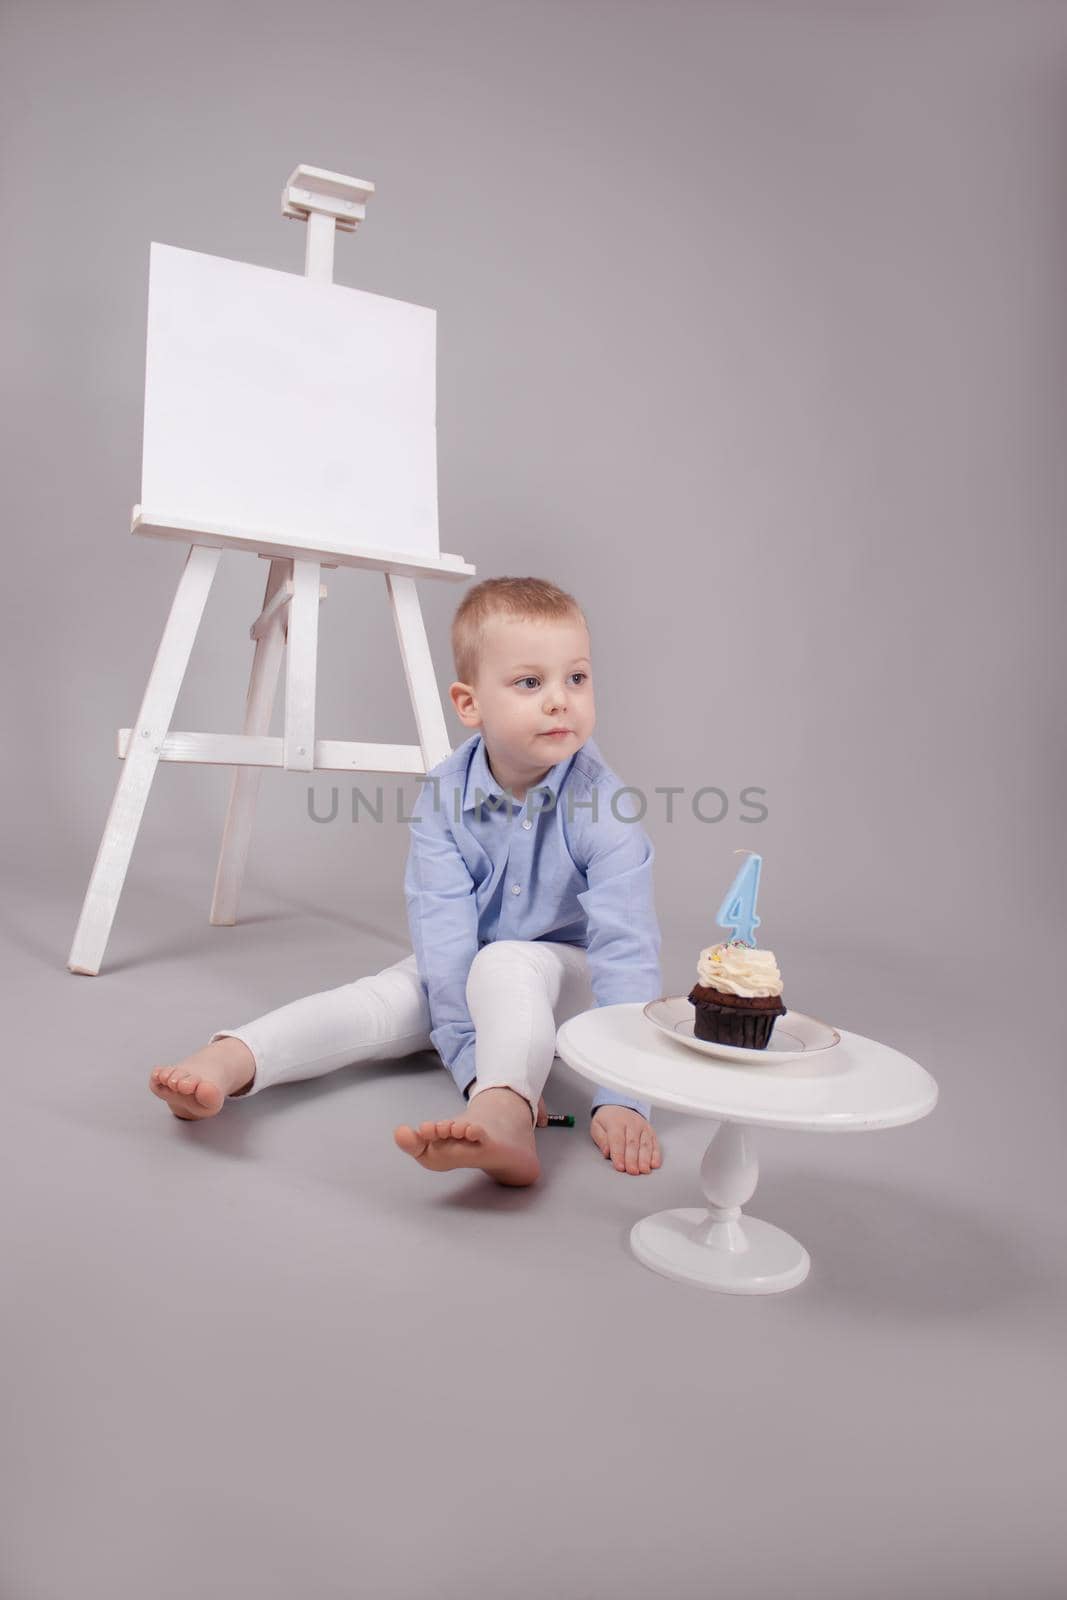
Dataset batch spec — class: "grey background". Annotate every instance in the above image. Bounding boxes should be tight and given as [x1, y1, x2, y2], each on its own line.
[3, 2, 1064, 1597]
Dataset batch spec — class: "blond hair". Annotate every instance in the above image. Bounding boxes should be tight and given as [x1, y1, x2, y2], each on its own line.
[451, 576, 587, 687]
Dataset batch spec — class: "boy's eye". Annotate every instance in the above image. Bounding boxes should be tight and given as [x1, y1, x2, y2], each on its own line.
[514, 673, 588, 689]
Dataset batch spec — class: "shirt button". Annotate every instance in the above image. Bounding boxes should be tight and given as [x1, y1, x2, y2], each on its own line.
[522, 819, 533, 831]
[511, 884, 522, 895]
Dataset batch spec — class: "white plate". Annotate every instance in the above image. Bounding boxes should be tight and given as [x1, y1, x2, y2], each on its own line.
[642, 997, 841, 1065]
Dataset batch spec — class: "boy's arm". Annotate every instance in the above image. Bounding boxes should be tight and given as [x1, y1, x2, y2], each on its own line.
[404, 780, 481, 1099]
[575, 786, 662, 1121]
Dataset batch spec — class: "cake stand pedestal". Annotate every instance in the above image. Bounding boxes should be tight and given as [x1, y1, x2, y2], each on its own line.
[555, 1003, 938, 1295]
[631, 1121, 810, 1293]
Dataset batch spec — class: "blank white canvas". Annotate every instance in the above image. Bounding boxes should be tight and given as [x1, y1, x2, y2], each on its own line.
[140, 242, 439, 559]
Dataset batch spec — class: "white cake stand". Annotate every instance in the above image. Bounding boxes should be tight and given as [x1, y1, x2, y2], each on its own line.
[555, 1003, 938, 1295]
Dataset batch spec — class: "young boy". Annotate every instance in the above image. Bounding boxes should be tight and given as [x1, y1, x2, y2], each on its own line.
[149, 576, 664, 1188]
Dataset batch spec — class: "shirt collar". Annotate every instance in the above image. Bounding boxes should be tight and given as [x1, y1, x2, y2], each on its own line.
[462, 732, 580, 814]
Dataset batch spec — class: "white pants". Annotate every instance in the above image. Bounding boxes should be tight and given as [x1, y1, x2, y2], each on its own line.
[209, 939, 596, 1126]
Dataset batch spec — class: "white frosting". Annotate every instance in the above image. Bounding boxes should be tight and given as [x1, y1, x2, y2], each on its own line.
[695, 941, 783, 998]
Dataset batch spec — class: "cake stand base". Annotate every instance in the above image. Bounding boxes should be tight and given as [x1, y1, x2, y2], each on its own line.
[629, 1119, 810, 1294]
[630, 1208, 810, 1294]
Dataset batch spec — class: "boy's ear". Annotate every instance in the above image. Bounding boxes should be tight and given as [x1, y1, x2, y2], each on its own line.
[449, 681, 480, 726]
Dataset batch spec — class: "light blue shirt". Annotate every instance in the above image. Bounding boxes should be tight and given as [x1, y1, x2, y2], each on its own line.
[403, 731, 661, 1120]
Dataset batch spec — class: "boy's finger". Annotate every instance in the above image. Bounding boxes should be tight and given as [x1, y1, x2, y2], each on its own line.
[625, 1127, 640, 1174]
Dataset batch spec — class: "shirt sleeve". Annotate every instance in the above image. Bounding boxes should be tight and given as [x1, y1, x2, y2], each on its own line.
[403, 778, 480, 1098]
[574, 783, 663, 1121]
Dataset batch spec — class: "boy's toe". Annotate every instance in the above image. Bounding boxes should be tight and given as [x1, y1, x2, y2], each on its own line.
[394, 1125, 425, 1154]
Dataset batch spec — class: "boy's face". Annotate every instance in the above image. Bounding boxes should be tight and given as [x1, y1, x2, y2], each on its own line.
[449, 614, 596, 790]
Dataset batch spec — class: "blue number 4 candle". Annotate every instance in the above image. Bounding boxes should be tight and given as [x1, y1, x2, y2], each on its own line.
[716, 852, 762, 946]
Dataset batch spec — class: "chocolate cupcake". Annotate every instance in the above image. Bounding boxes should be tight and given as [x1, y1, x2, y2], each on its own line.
[687, 940, 786, 1049]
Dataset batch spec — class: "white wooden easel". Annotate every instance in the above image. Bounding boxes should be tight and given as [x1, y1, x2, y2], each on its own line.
[68, 165, 474, 976]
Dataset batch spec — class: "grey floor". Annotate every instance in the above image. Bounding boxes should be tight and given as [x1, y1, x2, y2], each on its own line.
[6, 862, 1065, 1600]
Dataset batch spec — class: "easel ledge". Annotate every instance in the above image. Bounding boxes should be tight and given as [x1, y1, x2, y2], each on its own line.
[133, 506, 475, 582]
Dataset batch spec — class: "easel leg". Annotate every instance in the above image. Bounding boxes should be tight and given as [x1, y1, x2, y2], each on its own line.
[283, 559, 321, 773]
[209, 558, 291, 925]
[386, 573, 451, 771]
[68, 544, 222, 975]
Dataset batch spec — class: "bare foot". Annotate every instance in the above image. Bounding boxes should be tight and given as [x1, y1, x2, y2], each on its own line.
[149, 1037, 256, 1120]
[393, 1086, 541, 1187]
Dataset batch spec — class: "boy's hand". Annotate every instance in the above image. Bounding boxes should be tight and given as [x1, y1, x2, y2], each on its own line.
[590, 1106, 662, 1174]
